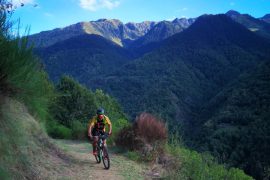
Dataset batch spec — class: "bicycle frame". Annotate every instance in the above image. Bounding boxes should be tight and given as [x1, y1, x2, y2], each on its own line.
[94, 132, 110, 169]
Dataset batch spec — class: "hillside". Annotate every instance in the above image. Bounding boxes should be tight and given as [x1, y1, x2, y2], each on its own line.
[86, 14, 270, 127]
[0, 97, 147, 179]
[195, 61, 270, 179]
[260, 14, 270, 23]
[226, 10, 270, 39]
[35, 34, 133, 82]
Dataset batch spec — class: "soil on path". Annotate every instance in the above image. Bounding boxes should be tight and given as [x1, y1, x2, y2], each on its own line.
[50, 140, 147, 180]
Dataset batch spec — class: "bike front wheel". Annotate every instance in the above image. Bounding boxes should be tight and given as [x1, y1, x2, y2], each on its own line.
[102, 146, 110, 169]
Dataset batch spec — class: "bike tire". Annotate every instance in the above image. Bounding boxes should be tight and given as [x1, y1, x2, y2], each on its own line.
[102, 146, 110, 170]
[95, 151, 101, 163]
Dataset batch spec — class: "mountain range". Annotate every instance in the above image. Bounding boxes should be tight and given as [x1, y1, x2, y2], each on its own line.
[32, 10, 270, 180]
[30, 17, 196, 48]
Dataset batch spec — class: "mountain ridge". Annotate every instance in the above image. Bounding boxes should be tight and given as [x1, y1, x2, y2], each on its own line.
[29, 17, 195, 48]
[85, 14, 270, 122]
[226, 10, 270, 39]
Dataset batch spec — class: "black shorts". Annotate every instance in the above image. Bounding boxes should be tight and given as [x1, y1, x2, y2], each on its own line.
[92, 128, 105, 136]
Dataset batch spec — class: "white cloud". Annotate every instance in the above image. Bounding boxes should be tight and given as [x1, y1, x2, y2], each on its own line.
[175, 7, 188, 14]
[230, 2, 235, 6]
[79, 0, 120, 11]
[44, 12, 53, 17]
[182, 7, 188, 11]
[11, 0, 34, 7]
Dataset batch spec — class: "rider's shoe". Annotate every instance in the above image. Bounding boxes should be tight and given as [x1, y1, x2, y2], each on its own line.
[93, 150, 98, 155]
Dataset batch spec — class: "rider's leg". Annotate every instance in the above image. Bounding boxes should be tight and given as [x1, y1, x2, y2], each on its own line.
[92, 136, 98, 155]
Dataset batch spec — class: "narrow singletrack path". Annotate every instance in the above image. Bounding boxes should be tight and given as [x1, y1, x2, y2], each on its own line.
[52, 140, 147, 180]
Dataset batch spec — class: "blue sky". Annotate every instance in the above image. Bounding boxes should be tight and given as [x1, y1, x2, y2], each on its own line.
[10, 0, 270, 35]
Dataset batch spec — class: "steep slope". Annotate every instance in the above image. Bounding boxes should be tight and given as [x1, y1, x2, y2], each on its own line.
[129, 18, 196, 56]
[196, 62, 270, 180]
[29, 19, 156, 48]
[226, 10, 270, 39]
[0, 97, 147, 179]
[86, 14, 270, 128]
[35, 34, 133, 82]
[0, 97, 71, 179]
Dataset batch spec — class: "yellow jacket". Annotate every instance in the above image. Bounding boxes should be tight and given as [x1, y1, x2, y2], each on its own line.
[88, 115, 111, 131]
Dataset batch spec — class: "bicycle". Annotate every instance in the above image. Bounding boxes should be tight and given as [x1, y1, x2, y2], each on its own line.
[94, 132, 110, 170]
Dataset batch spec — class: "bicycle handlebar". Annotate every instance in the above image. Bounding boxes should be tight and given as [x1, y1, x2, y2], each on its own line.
[98, 132, 109, 140]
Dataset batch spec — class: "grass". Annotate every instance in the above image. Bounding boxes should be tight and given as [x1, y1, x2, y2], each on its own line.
[164, 140, 253, 180]
[0, 98, 41, 179]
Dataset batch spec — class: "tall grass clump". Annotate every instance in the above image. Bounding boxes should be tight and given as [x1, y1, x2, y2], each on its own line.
[116, 112, 167, 161]
[0, 2, 54, 121]
[135, 113, 167, 143]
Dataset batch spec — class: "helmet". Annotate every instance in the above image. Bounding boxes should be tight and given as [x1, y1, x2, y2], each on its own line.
[96, 107, 105, 115]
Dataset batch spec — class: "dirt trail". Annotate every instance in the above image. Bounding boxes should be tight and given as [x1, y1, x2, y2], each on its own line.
[51, 140, 148, 180]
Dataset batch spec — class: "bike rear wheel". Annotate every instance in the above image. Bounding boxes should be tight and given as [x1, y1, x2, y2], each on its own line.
[102, 146, 110, 169]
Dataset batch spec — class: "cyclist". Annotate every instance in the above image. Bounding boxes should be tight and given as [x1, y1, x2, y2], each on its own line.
[88, 107, 112, 155]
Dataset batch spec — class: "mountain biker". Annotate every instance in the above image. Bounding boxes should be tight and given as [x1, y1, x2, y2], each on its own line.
[88, 108, 112, 155]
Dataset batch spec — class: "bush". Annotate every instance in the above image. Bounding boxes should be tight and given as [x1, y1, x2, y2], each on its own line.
[49, 76, 130, 142]
[115, 125, 143, 150]
[0, 6, 54, 122]
[116, 113, 168, 162]
[50, 76, 97, 127]
[165, 139, 253, 180]
[134, 112, 167, 143]
[0, 166, 10, 180]
[126, 151, 140, 161]
[70, 121, 87, 139]
[46, 119, 72, 139]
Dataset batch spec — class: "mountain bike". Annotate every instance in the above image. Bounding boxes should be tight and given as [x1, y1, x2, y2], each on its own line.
[94, 132, 110, 170]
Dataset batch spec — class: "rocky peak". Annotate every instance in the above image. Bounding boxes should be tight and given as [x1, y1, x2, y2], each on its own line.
[226, 10, 241, 18]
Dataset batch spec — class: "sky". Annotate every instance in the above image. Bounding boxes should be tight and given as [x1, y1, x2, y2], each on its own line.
[9, 0, 270, 35]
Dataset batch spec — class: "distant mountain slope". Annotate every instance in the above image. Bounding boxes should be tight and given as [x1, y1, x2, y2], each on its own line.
[29, 18, 195, 49]
[196, 61, 270, 180]
[226, 10, 270, 39]
[130, 18, 195, 47]
[86, 14, 270, 126]
[260, 14, 270, 23]
[128, 18, 195, 56]
[29, 19, 157, 48]
[35, 34, 133, 82]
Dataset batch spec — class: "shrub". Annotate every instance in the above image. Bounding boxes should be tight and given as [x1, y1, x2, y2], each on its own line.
[126, 151, 140, 161]
[116, 113, 168, 162]
[115, 125, 143, 150]
[165, 138, 253, 180]
[134, 112, 167, 143]
[0, 5, 54, 122]
[46, 119, 72, 139]
[70, 120, 87, 139]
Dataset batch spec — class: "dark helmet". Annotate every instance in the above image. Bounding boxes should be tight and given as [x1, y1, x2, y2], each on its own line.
[96, 107, 105, 115]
